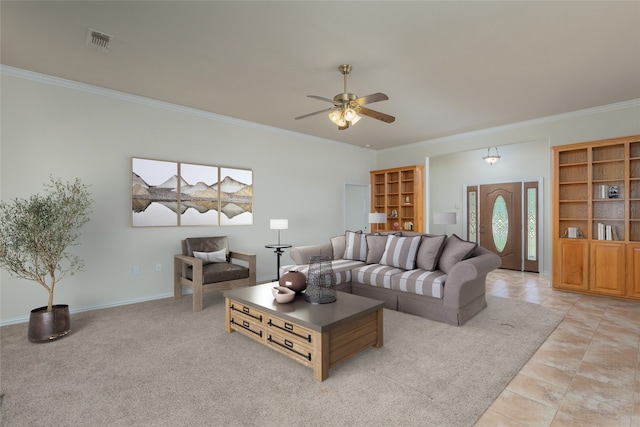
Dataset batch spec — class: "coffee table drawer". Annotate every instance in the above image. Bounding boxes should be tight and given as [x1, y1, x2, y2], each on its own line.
[228, 301, 265, 323]
[267, 330, 313, 366]
[266, 315, 313, 345]
[229, 312, 264, 341]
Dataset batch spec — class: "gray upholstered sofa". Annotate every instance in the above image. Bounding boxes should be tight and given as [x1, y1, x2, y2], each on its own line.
[281, 231, 501, 326]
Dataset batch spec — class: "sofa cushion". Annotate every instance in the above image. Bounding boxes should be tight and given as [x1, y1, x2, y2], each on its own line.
[391, 269, 448, 298]
[438, 234, 477, 274]
[280, 259, 365, 285]
[330, 234, 346, 260]
[343, 230, 367, 261]
[415, 235, 447, 271]
[379, 235, 422, 270]
[351, 264, 405, 289]
[185, 262, 249, 283]
[365, 234, 388, 264]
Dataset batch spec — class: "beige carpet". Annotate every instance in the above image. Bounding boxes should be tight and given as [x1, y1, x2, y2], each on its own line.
[0, 292, 563, 427]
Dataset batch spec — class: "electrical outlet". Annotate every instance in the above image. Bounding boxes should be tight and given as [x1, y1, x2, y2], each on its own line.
[156, 263, 161, 272]
[132, 265, 139, 275]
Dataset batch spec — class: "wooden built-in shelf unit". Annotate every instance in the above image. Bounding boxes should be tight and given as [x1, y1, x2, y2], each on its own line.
[370, 165, 424, 233]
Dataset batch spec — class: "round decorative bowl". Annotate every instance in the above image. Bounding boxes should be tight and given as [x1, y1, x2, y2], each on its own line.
[272, 286, 296, 303]
[279, 271, 307, 293]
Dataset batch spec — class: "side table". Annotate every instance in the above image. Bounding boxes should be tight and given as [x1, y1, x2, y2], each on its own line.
[265, 243, 292, 280]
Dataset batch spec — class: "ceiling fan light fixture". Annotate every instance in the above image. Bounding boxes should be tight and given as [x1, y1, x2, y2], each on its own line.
[343, 107, 357, 122]
[328, 109, 342, 123]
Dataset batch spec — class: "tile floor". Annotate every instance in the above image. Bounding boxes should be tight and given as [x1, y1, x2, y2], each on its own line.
[475, 269, 640, 427]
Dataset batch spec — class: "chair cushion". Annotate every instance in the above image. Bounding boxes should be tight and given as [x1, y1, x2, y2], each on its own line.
[415, 235, 447, 271]
[193, 248, 227, 264]
[351, 264, 405, 289]
[391, 269, 448, 298]
[379, 235, 422, 270]
[438, 234, 477, 274]
[186, 262, 249, 283]
[185, 236, 229, 260]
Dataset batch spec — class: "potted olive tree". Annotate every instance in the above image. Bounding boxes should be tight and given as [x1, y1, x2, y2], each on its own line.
[0, 176, 92, 342]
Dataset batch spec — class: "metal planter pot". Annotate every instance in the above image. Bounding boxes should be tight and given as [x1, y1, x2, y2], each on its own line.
[27, 304, 71, 342]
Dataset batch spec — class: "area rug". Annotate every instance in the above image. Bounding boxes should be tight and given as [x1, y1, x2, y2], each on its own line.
[0, 294, 563, 426]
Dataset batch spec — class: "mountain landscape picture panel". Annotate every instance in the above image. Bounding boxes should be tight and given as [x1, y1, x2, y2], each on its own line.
[219, 167, 253, 226]
[179, 163, 219, 226]
[131, 158, 179, 227]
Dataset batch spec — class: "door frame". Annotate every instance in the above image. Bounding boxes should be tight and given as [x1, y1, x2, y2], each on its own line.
[344, 182, 370, 232]
[462, 178, 544, 273]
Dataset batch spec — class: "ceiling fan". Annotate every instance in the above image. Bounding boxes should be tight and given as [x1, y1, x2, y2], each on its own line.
[295, 64, 395, 130]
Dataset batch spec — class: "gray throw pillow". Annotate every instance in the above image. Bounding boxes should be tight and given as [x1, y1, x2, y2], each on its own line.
[438, 234, 477, 274]
[365, 234, 388, 264]
[379, 235, 422, 270]
[330, 234, 346, 260]
[343, 230, 367, 261]
[416, 235, 447, 271]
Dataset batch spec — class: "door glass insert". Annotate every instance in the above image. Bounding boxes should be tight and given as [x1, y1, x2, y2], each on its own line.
[468, 191, 477, 242]
[527, 187, 537, 261]
[492, 195, 508, 252]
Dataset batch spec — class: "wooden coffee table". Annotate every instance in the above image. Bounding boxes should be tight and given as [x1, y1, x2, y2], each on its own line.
[224, 282, 384, 381]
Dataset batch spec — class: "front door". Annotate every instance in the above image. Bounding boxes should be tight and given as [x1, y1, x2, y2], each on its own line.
[480, 182, 522, 271]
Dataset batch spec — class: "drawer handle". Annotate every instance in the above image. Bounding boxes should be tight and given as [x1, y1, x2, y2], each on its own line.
[230, 318, 262, 338]
[284, 339, 293, 348]
[267, 320, 312, 343]
[243, 306, 250, 314]
[284, 322, 293, 331]
[243, 320, 249, 328]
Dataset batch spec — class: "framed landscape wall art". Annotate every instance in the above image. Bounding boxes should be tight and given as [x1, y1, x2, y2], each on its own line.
[219, 167, 253, 226]
[131, 158, 253, 227]
[179, 163, 219, 226]
[131, 158, 179, 227]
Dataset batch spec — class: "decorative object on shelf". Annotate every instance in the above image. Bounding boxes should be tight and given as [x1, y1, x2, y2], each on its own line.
[368, 212, 386, 233]
[279, 271, 307, 293]
[566, 227, 582, 238]
[390, 209, 398, 217]
[482, 147, 501, 165]
[608, 186, 619, 199]
[304, 256, 337, 304]
[0, 176, 93, 342]
[272, 286, 296, 303]
[404, 221, 414, 231]
[405, 196, 410, 204]
[393, 222, 400, 230]
[434, 212, 457, 235]
[270, 219, 288, 245]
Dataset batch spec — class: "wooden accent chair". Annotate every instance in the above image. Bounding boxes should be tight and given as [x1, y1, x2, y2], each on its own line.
[174, 236, 256, 312]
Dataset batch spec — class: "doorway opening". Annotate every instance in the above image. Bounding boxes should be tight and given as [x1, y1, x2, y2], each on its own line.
[466, 181, 540, 272]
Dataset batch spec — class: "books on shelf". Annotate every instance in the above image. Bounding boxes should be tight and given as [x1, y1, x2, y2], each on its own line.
[596, 223, 619, 240]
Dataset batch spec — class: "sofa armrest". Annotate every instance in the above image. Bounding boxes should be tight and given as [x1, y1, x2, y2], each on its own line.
[290, 243, 334, 264]
[442, 249, 501, 308]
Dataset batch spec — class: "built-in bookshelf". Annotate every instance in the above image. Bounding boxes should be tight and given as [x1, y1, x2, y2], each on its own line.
[370, 166, 423, 232]
[552, 135, 640, 299]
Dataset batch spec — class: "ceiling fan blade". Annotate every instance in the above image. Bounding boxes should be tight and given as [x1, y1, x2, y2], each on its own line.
[294, 107, 335, 120]
[355, 92, 388, 106]
[358, 106, 395, 123]
[307, 95, 339, 105]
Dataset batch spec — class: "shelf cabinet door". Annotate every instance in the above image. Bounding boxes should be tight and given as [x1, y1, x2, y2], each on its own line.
[553, 239, 589, 291]
[627, 244, 640, 297]
[590, 241, 626, 296]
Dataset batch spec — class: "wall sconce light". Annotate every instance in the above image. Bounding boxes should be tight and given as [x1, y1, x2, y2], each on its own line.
[483, 147, 501, 165]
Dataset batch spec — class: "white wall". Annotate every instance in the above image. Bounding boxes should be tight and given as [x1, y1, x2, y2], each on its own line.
[0, 68, 376, 324]
[375, 100, 640, 276]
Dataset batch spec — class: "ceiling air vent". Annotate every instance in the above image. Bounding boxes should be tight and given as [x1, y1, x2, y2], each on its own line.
[85, 28, 113, 52]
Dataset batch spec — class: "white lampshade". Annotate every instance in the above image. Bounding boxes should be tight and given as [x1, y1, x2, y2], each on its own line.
[368, 212, 386, 224]
[270, 219, 288, 230]
[433, 212, 457, 225]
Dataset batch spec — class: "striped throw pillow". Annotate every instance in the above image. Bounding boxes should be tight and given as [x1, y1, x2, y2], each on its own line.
[343, 230, 367, 261]
[379, 235, 422, 270]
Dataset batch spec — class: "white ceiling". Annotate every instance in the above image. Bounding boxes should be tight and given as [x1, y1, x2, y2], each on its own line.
[2, 1, 639, 150]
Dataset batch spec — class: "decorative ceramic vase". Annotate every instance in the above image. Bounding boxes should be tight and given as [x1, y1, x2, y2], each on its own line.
[279, 271, 307, 293]
[27, 304, 71, 342]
